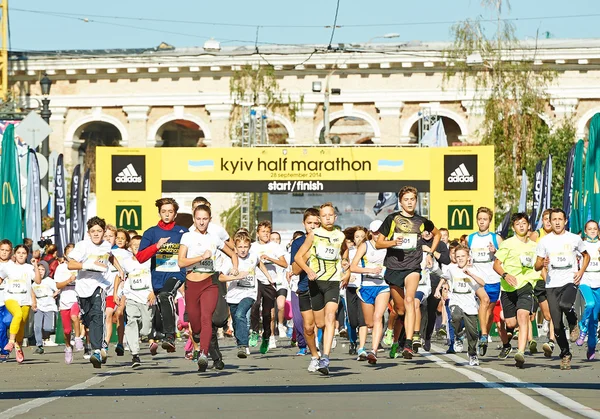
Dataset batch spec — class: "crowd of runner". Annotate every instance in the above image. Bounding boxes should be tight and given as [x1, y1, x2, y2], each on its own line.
[0, 186, 598, 374]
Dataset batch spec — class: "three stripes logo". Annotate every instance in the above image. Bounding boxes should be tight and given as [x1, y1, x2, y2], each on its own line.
[444, 155, 478, 191]
[111, 155, 146, 191]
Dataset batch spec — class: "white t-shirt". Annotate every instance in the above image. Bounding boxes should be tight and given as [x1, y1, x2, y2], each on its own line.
[180, 231, 224, 273]
[121, 257, 153, 305]
[251, 242, 286, 285]
[32, 277, 58, 312]
[106, 248, 134, 295]
[469, 232, 501, 285]
[69, 240, 113, 298]
[274, 253, 290, 291]
[191, 223, 231, 271]
[581, 241, 600, 288]
[536, 231, 586, 289]
[0, 260, 13, 306]
[442, 264, 480, 315]
[54, 263, 78, 310]
[0, 262, 35, 306]
[225, 253, 260, 304]
[360, 241, 387, 287]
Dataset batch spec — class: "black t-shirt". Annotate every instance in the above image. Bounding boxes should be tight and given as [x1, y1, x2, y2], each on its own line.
[378, 211, 435, 271]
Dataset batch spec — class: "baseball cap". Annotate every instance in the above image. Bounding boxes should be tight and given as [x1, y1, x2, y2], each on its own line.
[369, 220, 383, 232]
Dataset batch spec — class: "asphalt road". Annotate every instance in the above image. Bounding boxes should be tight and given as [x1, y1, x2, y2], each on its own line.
[0, 335, 599, 419]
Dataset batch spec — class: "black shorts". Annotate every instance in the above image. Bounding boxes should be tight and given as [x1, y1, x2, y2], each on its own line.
[297, 289, 312, 312]
[500, 283, 535, 319]
[276, 288, 288, 298]
[534, 279, 547, 304]
[308, 280, 340, 312]
[384, 268, 421, 289]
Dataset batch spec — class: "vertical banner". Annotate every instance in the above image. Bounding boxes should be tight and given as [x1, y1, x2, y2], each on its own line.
[570, 140, 585, 234]
[53, 154, 67, 258]
[529, 160, 543, 228]
[69, 164, 81, 244]
[80, 168, 90, 241]
[0, 125, 23, 245]
[563, 145, 576, 228]
[25, 149, 42, 244]
[589, 113, 600, 222]
[518, 169, 528, 212]
[536, 155, 552, 229]
[496, 211, 511, 239]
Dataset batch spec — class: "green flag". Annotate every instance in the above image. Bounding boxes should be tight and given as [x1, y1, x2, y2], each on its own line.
[0, 125, 23, 244]
[586, 113, 600, 223]
[570, 139, 585, 234]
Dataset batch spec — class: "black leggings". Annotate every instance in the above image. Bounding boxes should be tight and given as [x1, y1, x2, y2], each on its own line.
[424, 276, 442, 340]
[154, 277, 183, 339]
[345, 288, 365, 343]
[250, 282, 277, 339]
[546, 283, 578, 357]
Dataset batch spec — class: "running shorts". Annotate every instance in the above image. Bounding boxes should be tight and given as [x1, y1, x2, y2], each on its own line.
[493, 300, 502, 323]
[105, 295, 116, 310]
[384, 268, 421, 289]
[484, 283, 501, 304]
[297, 289, 312, 312]
[308, 280, 340, 312]
[534, 279, 547, 304]
[276, 288, 288, 298]
[357, 285, 390, 305]
[500, 283, 535, 319]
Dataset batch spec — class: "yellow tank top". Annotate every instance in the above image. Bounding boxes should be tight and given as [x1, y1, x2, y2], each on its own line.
[309, 227, 345, 281]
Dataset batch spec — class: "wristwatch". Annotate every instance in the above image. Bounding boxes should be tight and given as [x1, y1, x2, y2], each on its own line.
[501, 272, 508, 279]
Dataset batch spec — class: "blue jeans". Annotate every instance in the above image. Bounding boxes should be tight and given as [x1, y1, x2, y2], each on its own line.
[229, 298, 255, 347]
[0, 305, 13, 355]
[578, 285, 600, 350]
[445, 301, 456, 347]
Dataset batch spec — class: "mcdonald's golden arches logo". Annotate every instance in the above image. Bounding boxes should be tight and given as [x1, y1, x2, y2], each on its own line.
[448, 205, 473, 230]
[116, 205, 142, 230]
[2, 182, 15, 205]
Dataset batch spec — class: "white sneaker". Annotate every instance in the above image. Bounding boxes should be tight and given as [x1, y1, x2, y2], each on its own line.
[454, 339, 464, 353]
[44, 338, 59, 347]
[308, 357, 319, 372]
[332, 337, 337, 350]
[22, 338, 28, 348]
[245, 347, 251, 356]
[268, 336, 277, 350]
[469, 355, 479, 366]
[278, 324, 287, 338]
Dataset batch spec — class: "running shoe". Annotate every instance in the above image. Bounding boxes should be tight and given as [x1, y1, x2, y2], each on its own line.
[278, 324, 287, 338]
[16, 348, 24, 364]
[402, 342, 414, 359]
[389, 343, 399, 359]
[100, 348, 108, 364]
[569, 325, 580, 343]
[83, 345, 91, 360]
[587, 349, 595, 361]
[514, 351, 525, 369]
[162, 338, 176, 353]
[64, 347, 73, 365]
[437, 325, 447, 339]
[469, 355, 479, 366]
[287, 327, 294, 339]
[339, 328, 348, 338]
[478, 336, 488, 356]
[34, 346, 44, 355]
[3, 341, 14, 354]
[367, 351, 378, 365]
[529, 340, 538, 355]
[296, 347, 307, 356]
[74, 337, 84, 352]
[90, 350, 102, 368]
[308, 357, 319, 373]
[454, 339, 464, 353]
[383, 329, 394, 346]
[446, 347, 456, 354]
[238, 346, 248, 359]
[317, 357, 330, 375]
[412, 335, 422, 352]
[249, 331, 259, 347]
[423, 339, 431, 352]
[0, 354, 8, 363]
[260, 338, 269, 354]
[356, 347, 368, 361]
[512, 331, 519, 341]
[211, 359, 225, 370]
[245, 347, 250, 356]
[197, 352, 209, 372]
[225, 329, 234, 338]
[131, 355, 141, 368]
[348, 342, 357, 355]
[149, 342, 159, 356]
[560, 354, 572, 370]
[268, 336, 277, 350]
[184, 351, 194, 360]
[115, 343, 125, 356]
[575, 331, 587, 347]
[498, 346, 512, 359]
[542, 341, 554, 358]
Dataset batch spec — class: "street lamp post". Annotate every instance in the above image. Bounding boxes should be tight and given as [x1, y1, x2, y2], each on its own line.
[39, 73, 52, 190]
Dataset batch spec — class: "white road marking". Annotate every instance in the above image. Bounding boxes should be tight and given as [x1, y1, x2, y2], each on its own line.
[424, 350, 572, 419]
[0, 371, 121, 419]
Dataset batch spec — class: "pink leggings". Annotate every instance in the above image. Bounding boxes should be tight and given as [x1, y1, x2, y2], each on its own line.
[177, 297, 188, 329]
[184, 279, 218, 354]
[60, 303, 80, 336]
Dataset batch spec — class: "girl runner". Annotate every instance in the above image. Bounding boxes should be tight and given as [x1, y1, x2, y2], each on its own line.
[345, 226, 368, 358]
[32, 261, 59, 355]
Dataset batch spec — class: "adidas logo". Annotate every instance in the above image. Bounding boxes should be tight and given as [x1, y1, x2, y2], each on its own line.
[447, 163, 474, 183]
[115, 164, 143, 183]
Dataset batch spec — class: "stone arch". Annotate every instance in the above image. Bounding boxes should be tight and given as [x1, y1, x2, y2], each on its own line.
[577, 108, 600, 140]
[266, 113, 295, 144]
[538, 113, 555, 133]
[65, 111, 128, 149]
[147, 113, 212, 147]
[402, 107, 468, 144]
[314, 109, 381, 144]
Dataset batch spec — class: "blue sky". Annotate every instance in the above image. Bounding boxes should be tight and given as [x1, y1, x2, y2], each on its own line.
[9, 0, 599, 51]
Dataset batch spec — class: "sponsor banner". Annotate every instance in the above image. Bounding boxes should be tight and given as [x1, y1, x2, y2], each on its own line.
[443, 154, 478, 191]
[70, 164, 81, 244]
[111, 155, 146, 191]
[0, 125, 23, 245]
[80, 169, 90, 241]
[529, 160, 543, 227]
[448, 205, 473, 230]
[563, 145, 575, 228]
[116, 205, 142, 230]
[53, 154, 67, 258]
[25, 149, 42, 244]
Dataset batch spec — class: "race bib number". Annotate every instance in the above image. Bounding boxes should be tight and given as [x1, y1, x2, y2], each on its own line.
[129, 269, 151, 291]
[156, 253, 180, 273]
[365, 263, 385, 279]
[392, 233, 417, 251]
[192, 258, 215, 273]
[472, 248, 491, 263]
[237, 275, 255, 288]
[8, 279, 27, 294]
[315, 244, 339, 261]
[259, 254, 274, 264]
[32, 284, 48, 298]
[520, 253, 535, 268]
[82, 254, 109, 272]
[452, 278, 472, 294]
[588, 256, 600, 272]
[549, 253, 572, 269]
